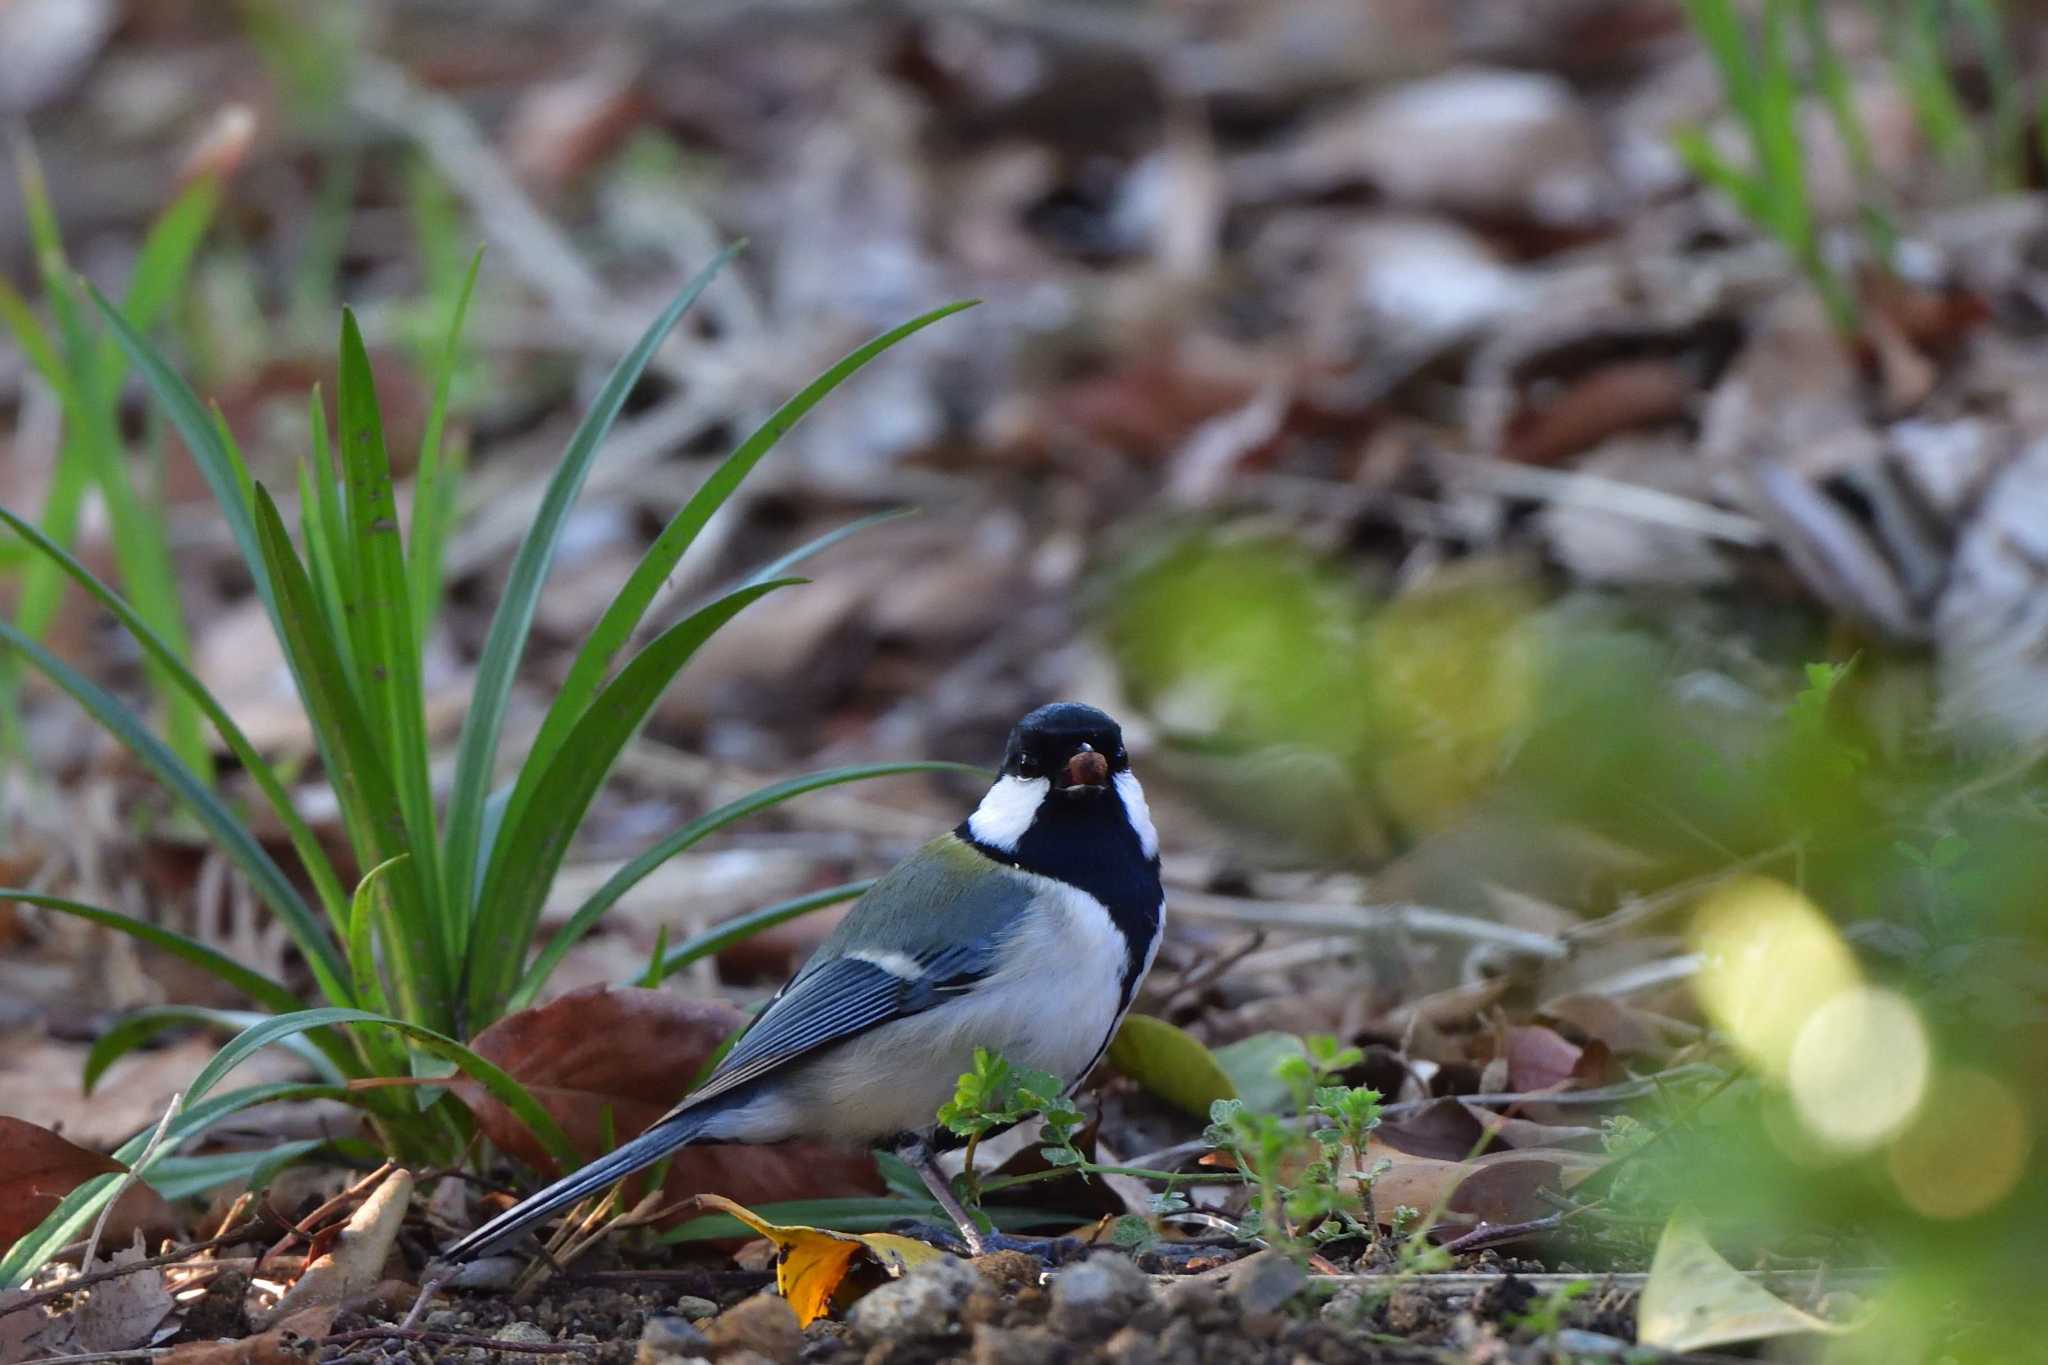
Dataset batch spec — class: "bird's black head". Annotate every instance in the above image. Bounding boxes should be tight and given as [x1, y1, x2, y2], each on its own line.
[1002, 702, 1128, 796]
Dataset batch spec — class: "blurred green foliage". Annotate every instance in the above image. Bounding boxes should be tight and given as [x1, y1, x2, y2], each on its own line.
[1105, 527, 2048, 1360]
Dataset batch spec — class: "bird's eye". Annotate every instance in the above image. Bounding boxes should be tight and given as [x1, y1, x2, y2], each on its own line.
[1015, 754, 1041, 778]
[1115, 746, 1128, 766]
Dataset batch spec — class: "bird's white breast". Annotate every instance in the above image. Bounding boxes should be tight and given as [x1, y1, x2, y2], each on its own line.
[726, 869, 1139, 1144]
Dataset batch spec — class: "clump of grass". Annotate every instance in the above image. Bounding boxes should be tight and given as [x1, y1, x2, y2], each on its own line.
[0, 140, 218, 782]
[0, 238, 974, 1284]
[1675, 0, 2034, 337]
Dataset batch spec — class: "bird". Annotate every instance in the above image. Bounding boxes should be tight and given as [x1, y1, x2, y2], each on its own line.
[441, 701, 1164, 1262]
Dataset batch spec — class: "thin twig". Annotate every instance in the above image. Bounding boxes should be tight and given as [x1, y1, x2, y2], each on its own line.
[263, 1161, 395, 1267]
[82, 1092, 182, 1273]
[321, 1327, 592, 1355]
[1158, 931, 1267, 1015]
[0, 1223, 274, 1320]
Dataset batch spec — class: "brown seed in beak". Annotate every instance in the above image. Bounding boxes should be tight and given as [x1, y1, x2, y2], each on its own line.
[1063, 750, 1110, 788]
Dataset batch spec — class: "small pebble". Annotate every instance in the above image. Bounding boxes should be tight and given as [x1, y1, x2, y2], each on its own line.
[848, 1256, 981, 1342]
[1048, 1252, 1152, 1339]
[672, 1295, 719, 1321]
[637, 1313, 713, 1364]
[704, 1292, 801, 1365]
[1213, 1249, 1306, 1315]
[492, 1320, 555, 1365]
[970, 1322, 1063, 1365]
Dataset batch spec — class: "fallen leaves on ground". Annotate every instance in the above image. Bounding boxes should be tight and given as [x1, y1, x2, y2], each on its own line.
[1636, 1209, 1848, 1352]
[29, 1238, 178, 1357]
[690, 1193, 949, 1328]
[452, 986, 882, 1223]
[0, 1116, 125, 1248]
[1365, 1140, 1603, 1232]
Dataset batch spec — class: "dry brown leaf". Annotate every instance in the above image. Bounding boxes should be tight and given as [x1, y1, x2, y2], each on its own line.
[454, 986, 882, 1218]
[1366, 1139, 1600, 1231]
[58, 1241, 178, 1355]
[0, 1116, 125, 1249]
[156, 1307, 338, 1365]
[1538, 993, 1692, 1059]
[1502, 1024, 1582, 1093]
[1503, 359, 1693, 466]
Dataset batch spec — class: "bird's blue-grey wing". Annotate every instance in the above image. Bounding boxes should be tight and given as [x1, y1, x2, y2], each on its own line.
[673, 834, 1031, 1109]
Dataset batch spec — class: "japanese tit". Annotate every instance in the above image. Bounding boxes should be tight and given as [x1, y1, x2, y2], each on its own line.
[443, 702, 1164, 1260]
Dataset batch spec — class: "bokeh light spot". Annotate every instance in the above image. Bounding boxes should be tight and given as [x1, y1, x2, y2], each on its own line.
[1888, 1069, 2031, 1219]
[1788, 987, 1929, 1152]
[1689, 877, 1860, 1080]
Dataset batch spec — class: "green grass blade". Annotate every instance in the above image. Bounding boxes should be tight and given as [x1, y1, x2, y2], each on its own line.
[662, 1197, 1070, 1242]
[99, 177, 218, 369]
[515, 759, 981, 1008]
[0, 625, 351, 1000]
[144, 1140, 324, 1202]
[1955, 0, 2022, 190]
[1671, 130, 1770, 225]
[1799, 0, 1877, 185]
[250, 485, 450, 1029]
[0, 505, 350, 927]
[521, 301, 974, 787]
[646, 880, 872, 986]
[336, 309, 444, 940]
[470, 579, 796, 1022]
[304, 385, 364, 686]
[0, 275, 62, 387]
[410, 246, 482, 642]
[1682, 0, 1760, 118]
[182, 1007, 577, 1167]
[741, 508, 914, 588]
[85, 1007, 344, 1093]
[0, 1081, 349, 1288]
[347, 858, 410, 1080]
[0, 891, 303, 1015]
[88, 283, 282, 628]
[442, 244, 742, 929]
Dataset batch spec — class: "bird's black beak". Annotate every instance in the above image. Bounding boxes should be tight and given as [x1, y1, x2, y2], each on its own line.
[1057, 750, 1110, 793]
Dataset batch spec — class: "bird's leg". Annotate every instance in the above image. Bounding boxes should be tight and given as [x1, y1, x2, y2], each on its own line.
[899, 1136, 990, 1256]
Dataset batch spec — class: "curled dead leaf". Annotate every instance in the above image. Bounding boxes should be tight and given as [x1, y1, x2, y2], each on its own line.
[453, 986, 882, 1222]
[691, 1193, 950, 1327]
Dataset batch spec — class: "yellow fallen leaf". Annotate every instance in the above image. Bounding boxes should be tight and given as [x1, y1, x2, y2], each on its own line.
[1637, 1209, 1848, 1352]
[691, 1194, 951, 1326]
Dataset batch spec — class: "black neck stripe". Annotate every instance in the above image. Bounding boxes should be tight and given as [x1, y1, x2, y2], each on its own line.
[956, 789, 1163, 1009]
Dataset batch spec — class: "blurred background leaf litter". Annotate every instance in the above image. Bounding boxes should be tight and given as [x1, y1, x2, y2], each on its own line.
[2, 0, 2048, 1356]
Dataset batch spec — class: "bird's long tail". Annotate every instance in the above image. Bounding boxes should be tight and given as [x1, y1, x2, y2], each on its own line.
[440, 1107, 715, 1262]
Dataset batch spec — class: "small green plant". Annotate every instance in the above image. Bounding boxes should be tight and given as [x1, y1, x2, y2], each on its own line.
[0, 241, 975, 1285]
[1205, 1036, 1386, 1253]
[1507, 1276, 1595, 1343]
[935, 1048, 1224, 1237]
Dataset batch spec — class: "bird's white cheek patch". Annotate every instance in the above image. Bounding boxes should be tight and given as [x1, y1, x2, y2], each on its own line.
[1114, 771, 1159, 860]
[966, 775, 1048, 852]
